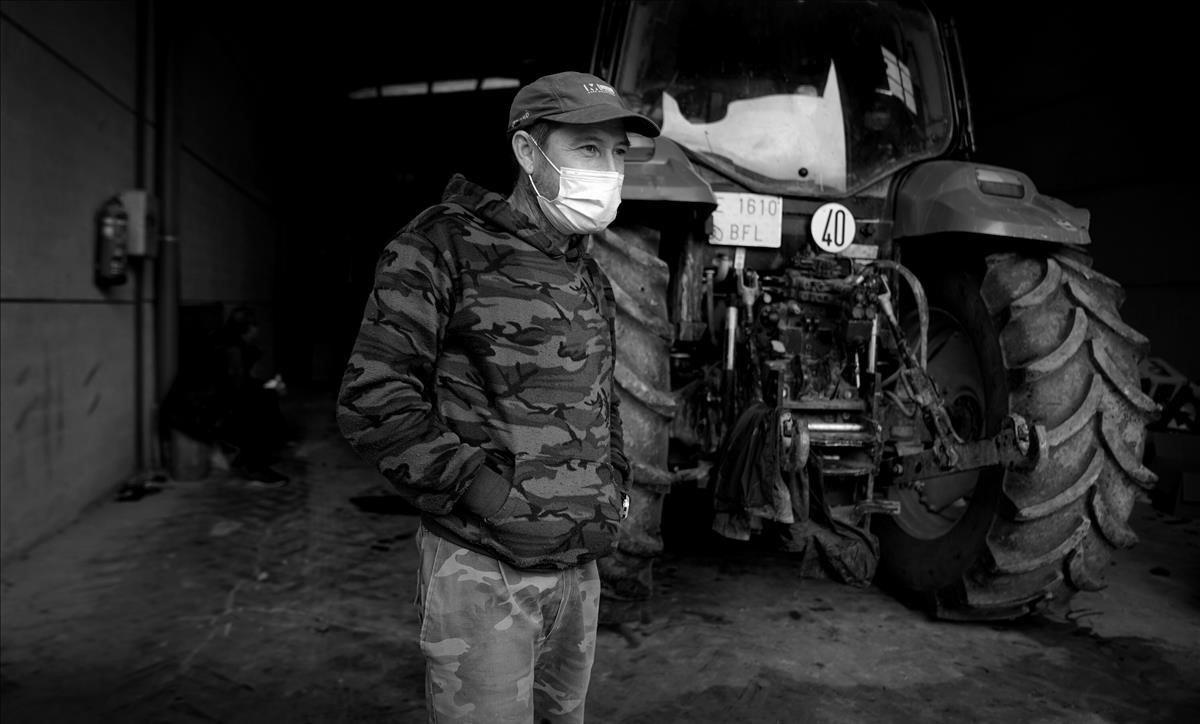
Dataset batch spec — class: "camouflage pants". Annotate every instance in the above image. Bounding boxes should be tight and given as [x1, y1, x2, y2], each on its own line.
[415, 524, 601, 723]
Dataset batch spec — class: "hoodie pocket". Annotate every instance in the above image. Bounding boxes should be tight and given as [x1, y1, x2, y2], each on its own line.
[484, 453, 621, 560]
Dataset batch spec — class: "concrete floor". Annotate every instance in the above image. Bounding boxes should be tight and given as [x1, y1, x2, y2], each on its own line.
[2, 390, 1198, 723]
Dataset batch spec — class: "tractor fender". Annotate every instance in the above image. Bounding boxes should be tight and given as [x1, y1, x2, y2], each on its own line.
[893, 160, 1091, 245]
[622, 137, 719, 209]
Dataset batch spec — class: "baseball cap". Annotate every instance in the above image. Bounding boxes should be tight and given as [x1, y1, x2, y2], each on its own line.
[507, 71, 660, 138]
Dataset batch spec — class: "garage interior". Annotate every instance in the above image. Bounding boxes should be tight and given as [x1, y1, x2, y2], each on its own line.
[2, 1, 1198, 721]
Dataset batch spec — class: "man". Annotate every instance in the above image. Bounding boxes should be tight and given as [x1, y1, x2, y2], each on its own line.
[213, 306, 290, 486]
[161, 305, 290, 486]
[337, 71, 660, 722]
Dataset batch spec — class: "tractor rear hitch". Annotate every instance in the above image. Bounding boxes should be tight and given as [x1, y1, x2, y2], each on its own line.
[887, 413, 1046, 487]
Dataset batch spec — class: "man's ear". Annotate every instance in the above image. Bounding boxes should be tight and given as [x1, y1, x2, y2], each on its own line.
[511, 131, 537, 175]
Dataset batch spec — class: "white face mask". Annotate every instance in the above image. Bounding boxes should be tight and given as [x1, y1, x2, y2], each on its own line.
[528, 139, 623, 235]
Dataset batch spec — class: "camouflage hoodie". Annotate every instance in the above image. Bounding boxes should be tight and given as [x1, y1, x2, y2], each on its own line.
[337, 174, 630, 569]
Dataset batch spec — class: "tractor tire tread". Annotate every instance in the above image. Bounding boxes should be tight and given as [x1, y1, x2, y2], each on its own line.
[947, 251, 1156, 616]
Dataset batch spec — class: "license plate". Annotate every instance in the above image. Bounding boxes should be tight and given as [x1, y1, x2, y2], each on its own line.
[708, 192, 783, 248]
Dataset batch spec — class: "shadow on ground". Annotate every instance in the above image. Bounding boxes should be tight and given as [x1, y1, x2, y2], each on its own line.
[2, 389, 1198, 723]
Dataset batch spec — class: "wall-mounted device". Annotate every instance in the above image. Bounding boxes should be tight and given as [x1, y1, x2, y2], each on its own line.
[95, 195, 129, 287]
[119, 189, 157, 258]
[94, 189, 157, 289]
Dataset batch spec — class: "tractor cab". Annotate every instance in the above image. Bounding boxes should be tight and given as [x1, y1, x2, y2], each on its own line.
[594, 0, 971, 199]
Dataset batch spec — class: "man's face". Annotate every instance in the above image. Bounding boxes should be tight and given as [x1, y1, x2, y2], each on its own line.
[530, 119, 630, 200]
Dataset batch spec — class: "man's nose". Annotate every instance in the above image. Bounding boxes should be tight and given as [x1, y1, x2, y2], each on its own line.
[603, 151, 624, 172]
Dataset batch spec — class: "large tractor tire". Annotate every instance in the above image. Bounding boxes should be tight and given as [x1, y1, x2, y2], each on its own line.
[876, 250, 1158, 620]
[590, 224, 677, 624]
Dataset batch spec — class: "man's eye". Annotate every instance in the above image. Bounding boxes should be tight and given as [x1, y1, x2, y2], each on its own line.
[615, 147, 629, 157]
[582, 145, 599, 154]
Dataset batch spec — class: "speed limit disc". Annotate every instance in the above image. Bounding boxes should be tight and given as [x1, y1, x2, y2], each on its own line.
[811, 202, 856, 254]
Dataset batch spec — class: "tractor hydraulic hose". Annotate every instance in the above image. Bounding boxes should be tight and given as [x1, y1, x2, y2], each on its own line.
[869, 260, 929, 370]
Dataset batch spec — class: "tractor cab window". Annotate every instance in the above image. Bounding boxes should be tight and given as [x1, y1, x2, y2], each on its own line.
[615, 0, 953, 195]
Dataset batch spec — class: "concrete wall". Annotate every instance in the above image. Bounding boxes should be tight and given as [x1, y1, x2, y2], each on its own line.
[0, 1, 283, 559]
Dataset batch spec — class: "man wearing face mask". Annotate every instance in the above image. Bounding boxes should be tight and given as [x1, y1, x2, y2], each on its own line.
[337, 71, 660, 722]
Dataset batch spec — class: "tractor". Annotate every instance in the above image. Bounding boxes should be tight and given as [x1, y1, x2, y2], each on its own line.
[587, 0, 1159, 622]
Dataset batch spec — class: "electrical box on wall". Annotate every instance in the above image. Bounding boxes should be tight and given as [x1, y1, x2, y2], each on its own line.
[119, 189, 158, 257]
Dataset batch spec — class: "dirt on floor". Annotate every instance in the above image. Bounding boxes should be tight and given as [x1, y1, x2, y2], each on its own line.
[2, 391, 1198, 723]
